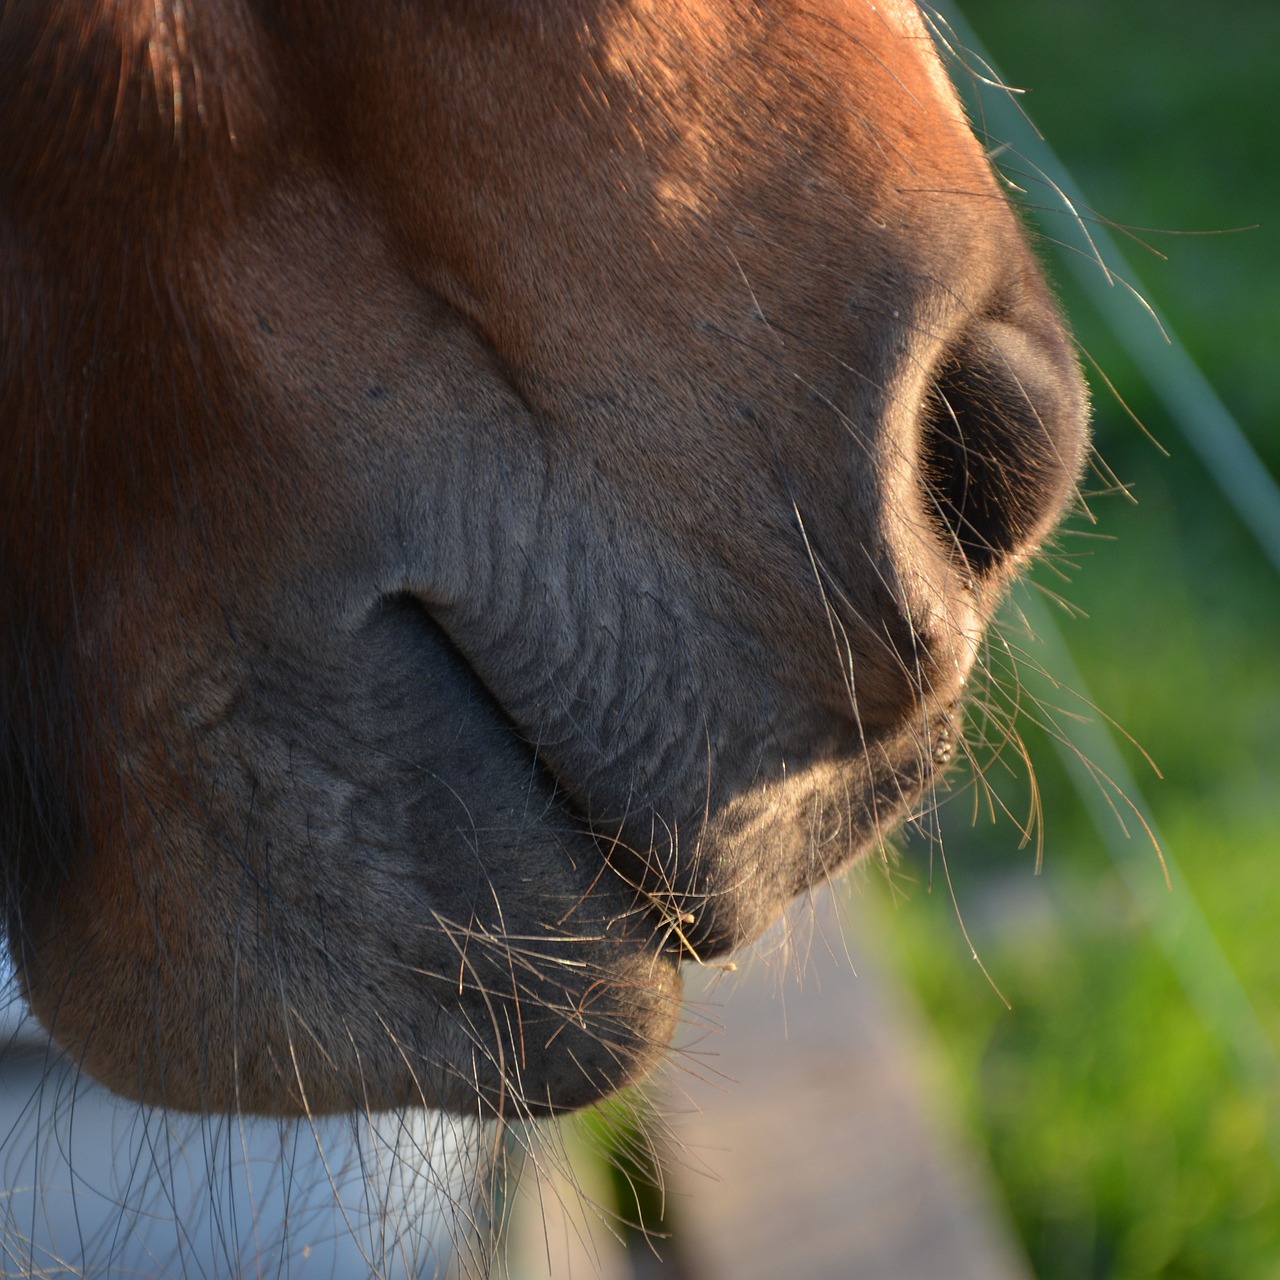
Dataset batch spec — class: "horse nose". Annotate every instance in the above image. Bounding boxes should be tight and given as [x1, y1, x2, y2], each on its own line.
[917, 300, 1089, 586]
[866, 291, 1088, 720]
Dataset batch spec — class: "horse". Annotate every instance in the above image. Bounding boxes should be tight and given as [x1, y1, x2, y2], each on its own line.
[1, 0, 1087, 1266]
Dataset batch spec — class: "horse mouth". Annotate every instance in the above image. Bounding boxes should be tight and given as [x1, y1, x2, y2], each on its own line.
[377, 597, 955, 1117]
[378, 588, 953, 965]
[346, 593, 693, 1115]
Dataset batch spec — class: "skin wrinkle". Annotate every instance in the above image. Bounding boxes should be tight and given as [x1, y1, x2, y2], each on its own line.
[2, 0, 1087, 1125]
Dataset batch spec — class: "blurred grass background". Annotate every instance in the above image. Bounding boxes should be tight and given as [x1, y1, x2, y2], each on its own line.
[867, 3, 1280, 1277]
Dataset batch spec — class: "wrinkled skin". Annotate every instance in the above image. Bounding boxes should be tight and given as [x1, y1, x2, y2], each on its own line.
[0, 0, 1087, 1119]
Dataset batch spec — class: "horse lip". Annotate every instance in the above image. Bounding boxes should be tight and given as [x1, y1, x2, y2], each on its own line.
[388, 584, 961, 975]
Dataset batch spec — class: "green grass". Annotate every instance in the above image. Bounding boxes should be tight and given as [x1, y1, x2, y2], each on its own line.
[869, 817, 1280, 1278]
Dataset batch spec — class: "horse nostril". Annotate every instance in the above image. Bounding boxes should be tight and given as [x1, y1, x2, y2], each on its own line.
[920, 313, 1088, 579]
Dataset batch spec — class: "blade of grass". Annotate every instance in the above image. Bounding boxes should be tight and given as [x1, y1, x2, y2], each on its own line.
[1018, 583, 1280, 1171]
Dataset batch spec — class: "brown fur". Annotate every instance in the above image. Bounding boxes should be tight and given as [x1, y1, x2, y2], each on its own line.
[0, 0, 1087, 1121]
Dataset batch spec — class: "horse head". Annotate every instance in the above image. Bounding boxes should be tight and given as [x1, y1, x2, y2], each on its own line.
[1, 0, 1087, 1120]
